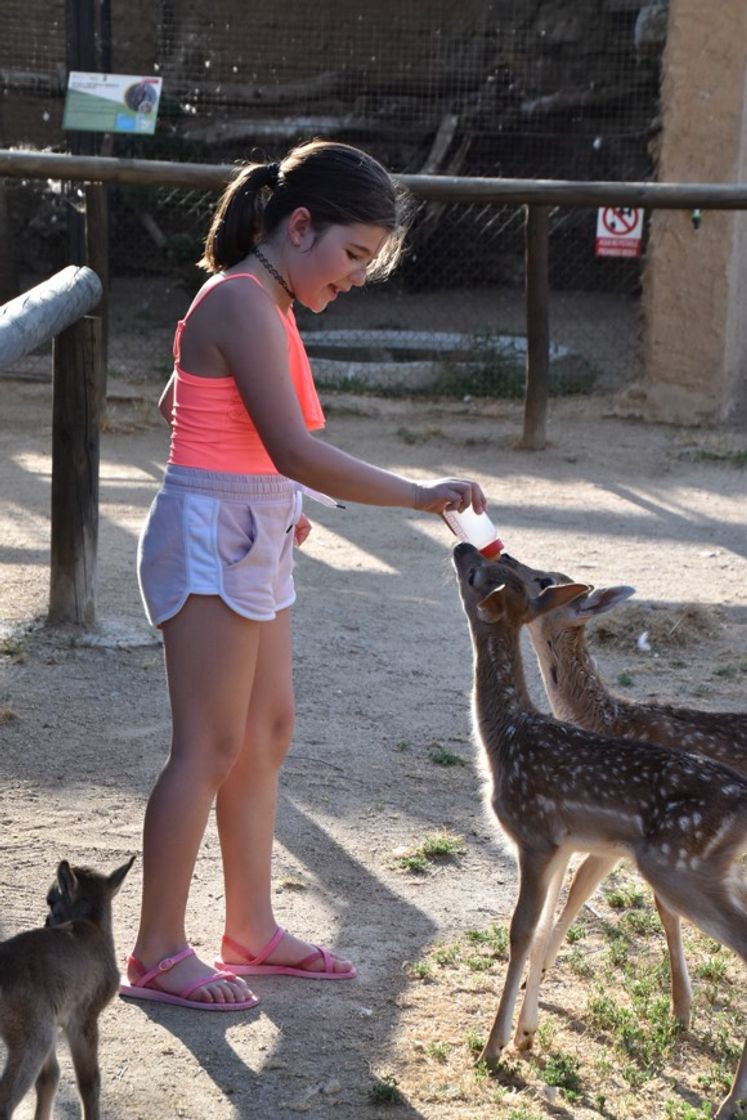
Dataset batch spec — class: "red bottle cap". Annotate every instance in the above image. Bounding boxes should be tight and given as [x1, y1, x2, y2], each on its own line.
[480, 539, 504, 558]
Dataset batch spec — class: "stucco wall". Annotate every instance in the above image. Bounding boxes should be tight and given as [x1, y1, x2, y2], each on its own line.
[636, 0, 747, 422]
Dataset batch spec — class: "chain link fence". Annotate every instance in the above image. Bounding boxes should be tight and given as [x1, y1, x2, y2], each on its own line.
[1, 0, 666, 393]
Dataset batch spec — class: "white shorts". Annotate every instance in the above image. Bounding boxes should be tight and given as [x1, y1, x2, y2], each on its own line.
[137, 466, 302, 627]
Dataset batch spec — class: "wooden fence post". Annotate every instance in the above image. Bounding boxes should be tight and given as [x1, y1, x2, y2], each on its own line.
[521, 204, 550, 450]
[48, 314, 103, 625]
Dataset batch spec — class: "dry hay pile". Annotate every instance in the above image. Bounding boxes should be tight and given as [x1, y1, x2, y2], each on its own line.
[589, 601, 724, 650]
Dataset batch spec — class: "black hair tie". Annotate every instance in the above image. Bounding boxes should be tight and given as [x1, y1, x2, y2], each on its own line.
[266, 162, 281, 189]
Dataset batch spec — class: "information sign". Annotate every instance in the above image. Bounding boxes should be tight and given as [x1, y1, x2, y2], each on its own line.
[63, 72, 163, 135]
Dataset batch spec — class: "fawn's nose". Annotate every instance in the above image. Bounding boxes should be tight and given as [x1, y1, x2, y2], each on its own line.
[454, 542, 478, 559]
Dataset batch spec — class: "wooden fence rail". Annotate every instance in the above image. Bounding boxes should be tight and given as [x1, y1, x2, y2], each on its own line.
[0, 265, 103, 626]
[2, 148, 746, 496]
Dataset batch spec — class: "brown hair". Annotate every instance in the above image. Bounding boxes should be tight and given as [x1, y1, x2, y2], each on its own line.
[198, 139, 410, 278]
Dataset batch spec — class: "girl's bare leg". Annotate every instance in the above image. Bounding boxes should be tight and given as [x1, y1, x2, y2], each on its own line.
[130, 595, 259, 1003]
[217, 609, 353, 973]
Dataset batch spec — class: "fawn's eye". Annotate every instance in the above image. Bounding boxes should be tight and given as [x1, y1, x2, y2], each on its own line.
[538, 578, 554, 590]
[468, 568, 478, 587]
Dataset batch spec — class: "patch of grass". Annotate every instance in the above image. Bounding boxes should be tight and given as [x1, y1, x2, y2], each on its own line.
[393, 832, 465, 874]
[620, 907, 661, 937]
[425, 1040, 448, 1063]
[567, 945, 595, 978]
[395, 852, 429, 874]
[368, 1073, 402, 1105]
[428, 745, 466, 767]
[617, 671, 635, 686]
[696, 956, 729, 983]
[587, 984, 680, 1077]
[0, 707, 18, 723]
[393, 739, 412, 752]
[605, 882, 646, 909]
[420, 833, 466, 860]
[506, 1106, 545, 1120]
[464, 1028, 484, 1056]
[464, 923, 509, 959]
[541, 1051, 582, 1102]
[404, 959, 433, 981]
[664, 1101, 715, 1119]
[432, 941, 461, 967]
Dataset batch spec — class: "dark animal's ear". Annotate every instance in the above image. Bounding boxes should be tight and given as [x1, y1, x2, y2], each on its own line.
[108, 854, 136, 897]
[56, 860, 78, 899]
[477, 586, 506, 623]
[527, 582, 591, 623]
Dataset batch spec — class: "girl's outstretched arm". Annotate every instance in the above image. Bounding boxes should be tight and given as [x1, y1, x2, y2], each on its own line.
[214, 283, 485, 515]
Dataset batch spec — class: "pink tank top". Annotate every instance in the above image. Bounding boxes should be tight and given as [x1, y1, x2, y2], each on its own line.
[168, 272, 325, 474]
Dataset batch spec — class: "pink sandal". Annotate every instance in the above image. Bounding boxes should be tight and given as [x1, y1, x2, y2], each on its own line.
[120, 945, 259, 1010]
[214, 927, 357, 980]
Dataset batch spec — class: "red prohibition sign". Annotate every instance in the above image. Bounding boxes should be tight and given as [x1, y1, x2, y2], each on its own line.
[601, 207, 639, 236]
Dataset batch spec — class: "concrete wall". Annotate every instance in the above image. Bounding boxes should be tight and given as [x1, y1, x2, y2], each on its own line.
[633, 0, 747, 423]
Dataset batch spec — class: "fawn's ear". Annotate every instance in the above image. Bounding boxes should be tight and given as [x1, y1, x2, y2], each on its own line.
[477, 586, 507, 623]
[528, 582, 591, 622]
[108, 854, 136, 897]
[568, 585, 636, 622]
[56, 860, 78, 899]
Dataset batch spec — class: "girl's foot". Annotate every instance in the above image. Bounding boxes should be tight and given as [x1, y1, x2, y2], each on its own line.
[219, 926, 356, 977]
[128, 945, 255, 1003]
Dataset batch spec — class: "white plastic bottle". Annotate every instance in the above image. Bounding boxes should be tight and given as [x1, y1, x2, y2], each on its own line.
[442, 506, 503, 558]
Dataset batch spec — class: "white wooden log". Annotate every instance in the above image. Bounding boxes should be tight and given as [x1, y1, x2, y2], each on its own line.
[0, 266, 102, 369]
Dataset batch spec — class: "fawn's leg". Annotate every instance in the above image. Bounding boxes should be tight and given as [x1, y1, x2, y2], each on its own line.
[541, 853, 619, 974]
[481, 845, 564, 1068]
[0, 1024, 54, 1120]
[217, 611, 353, 973]
[515, 853, 571, 1049]
[653, 893, 692, 1028]
[67, 1015, 101, 1120]
[637, 855, 747, 1119]
[32, 1048, 60, 1120]
[715, 1038, 747, 1120]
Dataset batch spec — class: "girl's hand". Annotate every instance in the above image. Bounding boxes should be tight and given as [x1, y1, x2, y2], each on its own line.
[294, 512, 312, 547]
[413, 478, 486, 515]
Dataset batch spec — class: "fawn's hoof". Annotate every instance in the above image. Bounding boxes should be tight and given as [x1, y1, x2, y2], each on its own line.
[478, 1046, 503, 1072]
[514, 1028, 535, 1052]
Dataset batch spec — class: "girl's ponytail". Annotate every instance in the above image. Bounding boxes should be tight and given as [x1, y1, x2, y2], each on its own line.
[198, 162, 278, 273]
[198, 140, 410, 278]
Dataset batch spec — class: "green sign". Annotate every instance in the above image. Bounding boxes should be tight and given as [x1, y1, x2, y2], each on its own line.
[63, 72, 163, 135]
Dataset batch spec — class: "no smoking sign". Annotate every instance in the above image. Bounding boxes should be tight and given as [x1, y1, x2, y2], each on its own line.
[595, 206, 644, 258]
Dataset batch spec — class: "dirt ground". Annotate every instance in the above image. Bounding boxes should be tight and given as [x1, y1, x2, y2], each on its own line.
[1, 304, 746, 1119]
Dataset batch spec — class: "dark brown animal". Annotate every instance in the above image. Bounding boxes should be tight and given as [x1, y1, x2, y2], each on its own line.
[0, 856, 135, 1120]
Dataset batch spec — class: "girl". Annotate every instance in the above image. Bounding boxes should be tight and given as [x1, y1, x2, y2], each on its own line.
[121, 139, 486, 1009]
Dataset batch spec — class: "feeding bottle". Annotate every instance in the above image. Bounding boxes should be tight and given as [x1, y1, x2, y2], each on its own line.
[443, 506, 503, 558]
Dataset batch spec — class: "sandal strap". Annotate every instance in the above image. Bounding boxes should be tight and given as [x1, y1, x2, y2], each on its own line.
[222, 926, 285, 967]
[133, 945, 195, 990]
[181, 968, 238, 999]
[293, 946, 328, 972]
